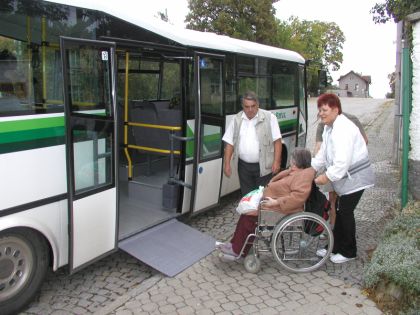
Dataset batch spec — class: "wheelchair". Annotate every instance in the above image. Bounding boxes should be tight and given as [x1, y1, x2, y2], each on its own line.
[220, 202, 334, 274]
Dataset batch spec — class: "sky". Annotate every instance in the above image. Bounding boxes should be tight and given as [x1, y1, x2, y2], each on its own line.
[115, 0, 397, 99]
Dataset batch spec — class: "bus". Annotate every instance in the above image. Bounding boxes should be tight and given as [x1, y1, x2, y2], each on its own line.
[0, 0, 309, 312]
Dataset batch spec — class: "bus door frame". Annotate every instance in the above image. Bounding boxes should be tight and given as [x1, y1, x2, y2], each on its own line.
[60, 37, 118, 274]
[189, 52, 225, 214]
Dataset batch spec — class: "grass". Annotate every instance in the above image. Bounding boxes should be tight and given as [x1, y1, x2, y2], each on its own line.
[363, 201, 420, 314]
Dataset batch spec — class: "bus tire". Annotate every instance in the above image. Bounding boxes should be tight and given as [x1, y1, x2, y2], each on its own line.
[0, 228, 50, 315]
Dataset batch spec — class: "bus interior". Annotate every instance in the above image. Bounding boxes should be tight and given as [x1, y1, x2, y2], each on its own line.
[115, 49, 187, 239]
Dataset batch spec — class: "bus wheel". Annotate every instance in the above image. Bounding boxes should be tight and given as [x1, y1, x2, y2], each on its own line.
[0, 228, 49, 315]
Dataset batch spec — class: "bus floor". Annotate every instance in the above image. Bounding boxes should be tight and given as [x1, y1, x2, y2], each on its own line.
[117, 179, 178, 240]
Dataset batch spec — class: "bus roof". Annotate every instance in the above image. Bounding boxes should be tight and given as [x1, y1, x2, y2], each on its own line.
[45, 0, 305, 64]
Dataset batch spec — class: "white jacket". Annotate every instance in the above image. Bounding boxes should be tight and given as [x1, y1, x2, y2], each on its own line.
[311, 114, 374, 195]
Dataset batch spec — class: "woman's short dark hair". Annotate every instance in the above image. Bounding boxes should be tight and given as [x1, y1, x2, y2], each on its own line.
[317, 93, 342, 114]
[291, 147, 312, 169]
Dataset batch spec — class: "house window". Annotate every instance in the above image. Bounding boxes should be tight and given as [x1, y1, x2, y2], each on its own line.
[355, 83, 359, 91]
[345, 84, 348, 90]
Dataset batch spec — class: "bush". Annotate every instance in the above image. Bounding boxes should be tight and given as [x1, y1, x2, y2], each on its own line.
[363, 201, 420, 313]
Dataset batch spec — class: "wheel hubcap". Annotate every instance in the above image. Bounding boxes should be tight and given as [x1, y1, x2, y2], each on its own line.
[0, 259, 14, 279]
[0, 235, 33, 302]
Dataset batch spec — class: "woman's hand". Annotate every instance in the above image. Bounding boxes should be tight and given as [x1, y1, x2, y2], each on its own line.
[314, 173, 329, 185]
[260, 197, 278, 209]
[245, 210, 258, 216]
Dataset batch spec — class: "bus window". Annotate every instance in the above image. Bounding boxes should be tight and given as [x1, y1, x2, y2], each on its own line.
[161, 62, 181, 101]
[272, 62, 296, 108]
[66, 48, 112, 115]
[133, 59, 159, 100]
[200, 123, 222, 161]
[121, 57, 160, 101]
[238, 77, 270, 109]
[237, 55, 255, 74]
[199, 57, 223, 116]
[224, 55, 236, 114]
[0, 37, 34, 115]
[298, 65, 306, 119]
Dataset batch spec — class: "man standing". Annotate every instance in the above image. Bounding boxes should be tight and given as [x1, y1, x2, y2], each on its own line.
[222, 91, 282, 195]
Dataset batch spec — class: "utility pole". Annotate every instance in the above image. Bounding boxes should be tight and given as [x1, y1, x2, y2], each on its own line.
[392, 22, 403, 165]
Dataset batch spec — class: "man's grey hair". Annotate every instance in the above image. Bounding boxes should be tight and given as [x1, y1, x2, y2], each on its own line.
[291, 147, 312, 169]
[242, 91, 259, 105]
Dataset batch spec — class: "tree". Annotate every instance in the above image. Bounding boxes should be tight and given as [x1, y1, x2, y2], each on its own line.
[275, 17, 345, 94]
[386, 71, 396, 98]
[370, 0, 420, 23]
[185, 0, 279, 45]
[276, 17, 344, 71]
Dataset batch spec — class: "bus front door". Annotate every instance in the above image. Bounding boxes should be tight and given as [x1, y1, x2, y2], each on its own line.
[60, 37, 118, 273]
[187, 53, 225, 214]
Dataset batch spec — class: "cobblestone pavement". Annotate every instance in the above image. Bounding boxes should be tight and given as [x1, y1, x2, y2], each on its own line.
[21, 100, 397, 315]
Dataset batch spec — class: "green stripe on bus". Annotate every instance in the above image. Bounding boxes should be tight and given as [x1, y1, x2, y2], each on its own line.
[279, 119, 297, 128]
[186, 125, 194, 159]
[0, 127, 65, 144]
[0, 116, 64, 133]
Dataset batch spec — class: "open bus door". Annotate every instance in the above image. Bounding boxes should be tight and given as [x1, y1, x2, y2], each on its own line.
[60, 37, 118, 273]
[188, 53, 225, 214]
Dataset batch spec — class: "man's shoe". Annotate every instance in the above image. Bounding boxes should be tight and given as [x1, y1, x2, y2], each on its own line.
[330, 253, 356, 264]
[316, 248, 328, 258]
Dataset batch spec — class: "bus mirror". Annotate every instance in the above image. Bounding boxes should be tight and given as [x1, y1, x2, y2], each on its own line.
[318, 70, 327, 88]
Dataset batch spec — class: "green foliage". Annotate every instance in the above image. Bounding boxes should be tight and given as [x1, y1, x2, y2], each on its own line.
[371, 0, 420, 23]
[386, 72, 396, 98]
[364, 234, 420, 292]
[275, 17, 345, 94]
[276, 17, 345, 71]
[363, 204, 420, 313]
[185, 0, 278, 45]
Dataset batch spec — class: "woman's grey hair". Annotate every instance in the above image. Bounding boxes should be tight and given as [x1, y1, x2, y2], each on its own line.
[291, 147, 312, 169]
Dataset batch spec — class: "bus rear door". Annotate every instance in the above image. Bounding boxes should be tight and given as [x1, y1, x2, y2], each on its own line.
[60, 37, 118, 273]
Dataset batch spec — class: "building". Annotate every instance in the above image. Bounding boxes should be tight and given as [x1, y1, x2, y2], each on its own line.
[336, 71, 371, 97]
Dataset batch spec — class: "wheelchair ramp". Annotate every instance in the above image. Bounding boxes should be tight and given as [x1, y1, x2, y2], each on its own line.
[118, 219, 215, 277]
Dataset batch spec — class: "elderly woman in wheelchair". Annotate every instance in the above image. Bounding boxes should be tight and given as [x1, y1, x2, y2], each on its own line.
[216, 147, 334, 273]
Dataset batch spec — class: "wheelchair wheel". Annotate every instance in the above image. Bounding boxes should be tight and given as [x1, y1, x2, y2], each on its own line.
[244, 252, 261, 274]
[271, 212, 333, 273]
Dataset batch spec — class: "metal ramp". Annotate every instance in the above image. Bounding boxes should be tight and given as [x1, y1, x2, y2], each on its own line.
[119, 219, 215, 277]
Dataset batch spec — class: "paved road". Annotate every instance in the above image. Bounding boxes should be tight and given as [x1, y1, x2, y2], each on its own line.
[21, 98, 397, 315]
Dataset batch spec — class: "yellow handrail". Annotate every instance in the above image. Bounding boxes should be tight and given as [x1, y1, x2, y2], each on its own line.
[123, 52, 133, 179]
[127, 144, 180, 155]
[127, 122, 181, 131]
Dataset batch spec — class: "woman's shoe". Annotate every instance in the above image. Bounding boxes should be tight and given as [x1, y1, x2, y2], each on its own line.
[316, 248, 328, 257]
[215, 241, 225, 248]
[220, 243, 236, 256]
[330, 253, 356, 264]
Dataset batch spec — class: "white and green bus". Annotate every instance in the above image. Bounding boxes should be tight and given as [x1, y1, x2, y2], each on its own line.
[0, 0, 309, 312]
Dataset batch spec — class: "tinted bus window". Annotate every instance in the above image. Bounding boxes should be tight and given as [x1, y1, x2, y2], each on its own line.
[225, 55, 236, 114]
[161, 62, 181, 101]
[272, 62, 296, 108]
[238, 77, 270, 109]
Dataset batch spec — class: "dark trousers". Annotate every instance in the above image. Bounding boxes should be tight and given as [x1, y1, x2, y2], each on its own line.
[332, 189, 364, 258]
[238, 159, 271, 196]
[230, 214, 258, 256]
